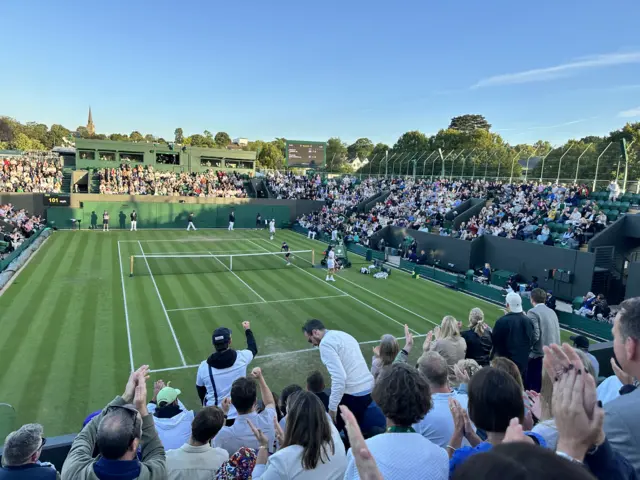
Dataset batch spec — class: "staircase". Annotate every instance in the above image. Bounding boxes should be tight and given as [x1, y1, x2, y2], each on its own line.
[61, 170, 72, 193]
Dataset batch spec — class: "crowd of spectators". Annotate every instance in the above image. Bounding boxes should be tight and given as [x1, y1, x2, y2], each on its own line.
[97, 166, 247, 197]
[4, 296, 639, 480]
[451, 182, 606, 248]
[0, 153, 63, 193]
[0, 203, 44, 260]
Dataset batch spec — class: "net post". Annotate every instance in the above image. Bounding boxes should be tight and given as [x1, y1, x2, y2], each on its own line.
[230, 256, 233, 271]
[312, 250, 315, 266]
[129, 256, 134, 277]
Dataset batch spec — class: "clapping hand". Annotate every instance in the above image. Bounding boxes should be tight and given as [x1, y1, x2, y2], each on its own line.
[423, 330, 433, 352]
[153, 380, 166, 402]
[525, 390, 542, 420]
[543, 343, 594, 417]
[247, 419, 269, 448]
[448, 397, 466, 436]
[503, 418, 533, 444]
[134, 373, 149, 417]
[251, 367, 263, 380]
[372, 346, 381, 357]
[340, 405, 383, 480]
[610, 358, 634, 386]
[221, 397, 232, 416]
[123, 365, 150, 404]
[454, 364, 470, 385]
[403, 324, 414, 353]
[242, 321, 251, 331]
[273, 416, 285, 446]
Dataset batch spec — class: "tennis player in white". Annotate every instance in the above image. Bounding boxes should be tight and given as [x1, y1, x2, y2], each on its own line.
[269, 219, 276, 240]
[326, 246, 336, 282]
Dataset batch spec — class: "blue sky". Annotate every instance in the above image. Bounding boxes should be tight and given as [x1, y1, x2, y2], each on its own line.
[1, 0, 640, 147]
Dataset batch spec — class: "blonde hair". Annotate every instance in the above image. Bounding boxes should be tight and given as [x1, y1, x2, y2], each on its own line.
[440, 316, 461, 339]
[468, 308, 487, 335]
[378, 334, 399, 368]
[456, 359, 482, 380]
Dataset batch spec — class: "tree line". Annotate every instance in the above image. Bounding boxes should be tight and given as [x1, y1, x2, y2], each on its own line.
[0, 114, 638, 183]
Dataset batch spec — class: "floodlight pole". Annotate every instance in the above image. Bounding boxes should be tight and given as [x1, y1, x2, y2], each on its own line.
[556, 143, 575, 183]
[509, 149, 521, 183]
[449, 149, 466, 181]
[592, 142, 613, 191]
[413, 151, 427, 179]
[539, 148, 555, 183]
[422, 151, 437, 179]
[623, 139, 635, 192]
[573, 144, 593, 184]
[460, 148, 476, 180]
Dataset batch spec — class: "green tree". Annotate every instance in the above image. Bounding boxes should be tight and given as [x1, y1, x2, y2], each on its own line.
[76, 126, 90, 138]
[187, 134, 215, 148]
[257, 142, 284, 169]
[174, 128, 184, 144]
[448, 114, 491, 133]
[12, 132, 45, 151]
[130, 131, 143, 142]
[273, 137, 286, 157]
[144, 134, 156, 142]
[0, 118, 15, 143]
[392, 131, 430, 153]
[109, 133, 130, 142]
[326, 137, 348, 171]
[347, 137, 374, 161]
[48, 124, 71, 148]
[204, 130, 213, 140]
[214, 132, 231, 148]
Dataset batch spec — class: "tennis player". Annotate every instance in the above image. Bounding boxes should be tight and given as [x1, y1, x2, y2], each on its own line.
[102, 210, 109, 232]
[269, 219, 276, 240]
[228, 209, 235, 231]
[281, 241, 292, 266]
[326, 245, 336, 282]
[187, 212, 197, 231]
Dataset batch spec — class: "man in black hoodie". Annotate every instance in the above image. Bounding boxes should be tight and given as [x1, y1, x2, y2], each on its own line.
[196, 321, 258, 426]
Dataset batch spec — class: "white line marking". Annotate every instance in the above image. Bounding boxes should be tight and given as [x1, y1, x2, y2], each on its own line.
[137, 251, 258, 255]
[167, 294, 350, 312]
[137, 241, 187, 366]
[118, 242, 136, 372]
[148, 334, 428, 373]
[207, 251, 267, 303]
[118, 238, 257, 243]
[247, 238, 420, 335]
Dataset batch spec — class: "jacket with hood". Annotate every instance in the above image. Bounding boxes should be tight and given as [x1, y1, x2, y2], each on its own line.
[146, 401, 194, 451]
[195, 329, 257, 419]
[61, 396, 166, 480]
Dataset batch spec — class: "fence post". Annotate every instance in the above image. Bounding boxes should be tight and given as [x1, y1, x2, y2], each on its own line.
[556, 143, 575, 183]
[539, 148, 555, 183]
[593, 142, 613, 191]
[573, 143, 593, 184]
[509, 149, 520, 183]
[450, 149, 465, 180]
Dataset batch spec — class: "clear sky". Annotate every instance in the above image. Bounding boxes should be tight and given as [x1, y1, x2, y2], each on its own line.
[1, 0, 639, 147]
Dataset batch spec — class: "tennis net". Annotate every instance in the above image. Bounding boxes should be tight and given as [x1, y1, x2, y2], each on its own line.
[130, 250, 315, 276]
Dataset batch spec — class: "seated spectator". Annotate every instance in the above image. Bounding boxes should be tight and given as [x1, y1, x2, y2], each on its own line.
[215, 447, 256, 480]
[60, 365, 166, 479]
[414, 351, 470, 448]
[575, 292, 597, 316]
[344, 363, 449, 480]
[147, 381, 194, 450]
[537, 225, 550, 243]
[447, 368, 545, 475]
[460, 308, 493, 366]
[592, 294, 611, 321]
[278, 384, 303, 429]
[422, 316, 467, 384]
[166, 406, 229, 479]
[417, 249, 428, 265]
[569, 335, 599, 378]
[306, 371, 330, 412]
[0, 424, 59, 479]
[213, 368, 277, 456]
[251, 391, 347, 479]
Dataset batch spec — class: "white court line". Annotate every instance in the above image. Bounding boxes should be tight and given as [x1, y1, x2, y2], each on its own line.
[247, 238, 420, 335]
[207, 250, 266, 303]
[137, 241, 187, 366]
[118, 238, 256, 243]
[148, 333, 427, 373]
[137, 251, 259, 255]
[117, 242, 135, 372]
[167, 294, 350, 312]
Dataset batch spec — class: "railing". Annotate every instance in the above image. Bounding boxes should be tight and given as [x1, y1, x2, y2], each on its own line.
[0, 227, 47, 272]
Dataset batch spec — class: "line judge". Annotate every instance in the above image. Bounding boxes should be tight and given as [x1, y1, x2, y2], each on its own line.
[301, 319, 374, 433]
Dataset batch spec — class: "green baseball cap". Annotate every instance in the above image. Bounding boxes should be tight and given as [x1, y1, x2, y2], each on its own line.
[157, 385, 181, 405]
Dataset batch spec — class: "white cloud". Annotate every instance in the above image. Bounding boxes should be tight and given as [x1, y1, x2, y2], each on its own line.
[526, 117, 596, 130]
[619, 107, 640, 118]
[472, 51, 640, 88]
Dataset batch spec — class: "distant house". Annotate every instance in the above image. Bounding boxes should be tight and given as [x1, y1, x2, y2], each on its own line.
[233, 138, 249, 147]
[348, 157, 369, 171]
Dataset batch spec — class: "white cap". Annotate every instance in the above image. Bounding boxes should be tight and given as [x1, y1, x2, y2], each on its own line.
[506, 292, 523, 313]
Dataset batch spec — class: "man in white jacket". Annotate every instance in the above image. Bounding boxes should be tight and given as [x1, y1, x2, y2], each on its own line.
[147, 382, 195, 451]
[302, 319, 374, 432]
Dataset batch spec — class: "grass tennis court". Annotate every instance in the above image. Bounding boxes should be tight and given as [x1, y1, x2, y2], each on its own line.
[0, 228, 576, 437]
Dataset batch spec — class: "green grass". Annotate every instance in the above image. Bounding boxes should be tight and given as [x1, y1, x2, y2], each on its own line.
[0, 228, 574, 437]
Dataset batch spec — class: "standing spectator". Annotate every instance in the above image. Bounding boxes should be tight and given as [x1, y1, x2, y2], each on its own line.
[344, 363, 449, 480]
[256, 213, 262, 230]
[461, 308, 493, 366]
[228, 209, 235, 231]
[102, 210, 109, 232]
[130, 210, 137, 231]
[609, 180, 621, 201]
[0, 424, 59, 479]
[371, 325, 413, 379]
[250, 391, 347, 479]
[186, 212, 196, 231]
[570, 335, 600, 378]
[61, 365, 166, 479]
[196, 322, 257, 423]
[165, 407, 229, 479]
[491, 292, 534, 380]
[526, 288, 561, 392]
[213, 368, 277, 456]
[147, 382, 194, 450]
[301, 319, 374, 433]
[414, 351, 470, 448]
[422, 316, 467, 384]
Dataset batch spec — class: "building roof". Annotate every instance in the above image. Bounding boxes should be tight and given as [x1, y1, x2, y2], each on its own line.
[518, 156, 542, 170]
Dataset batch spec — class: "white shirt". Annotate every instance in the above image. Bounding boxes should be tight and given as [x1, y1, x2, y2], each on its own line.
[147, 401, 195, 451]
[413, 391, 469, 448]
[345, 432, 448, 480]
[213, 407, 277, 456]
[195, 350, 254, 419]
[269, 221, 276, 232]
[319, 330, 374, 412]
[597, 375, 623, 405]
[166, 443, 229, 480]
[252, 424, 346, 479]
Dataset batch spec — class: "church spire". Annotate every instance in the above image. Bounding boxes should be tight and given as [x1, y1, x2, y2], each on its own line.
[87, 107, 95, 136]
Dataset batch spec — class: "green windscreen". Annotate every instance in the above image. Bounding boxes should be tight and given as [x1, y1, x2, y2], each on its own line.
[131, 250, 315, 276]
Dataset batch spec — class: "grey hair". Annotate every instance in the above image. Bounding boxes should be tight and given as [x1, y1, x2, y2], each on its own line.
[416, 351, 449, 387]
[2, 424, 44, 466]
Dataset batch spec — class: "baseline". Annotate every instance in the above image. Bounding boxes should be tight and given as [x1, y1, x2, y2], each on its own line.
[166, 294, 350, 313]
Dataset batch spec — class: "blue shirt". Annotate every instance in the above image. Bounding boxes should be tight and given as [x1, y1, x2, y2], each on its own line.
[449, 432, 546, 475]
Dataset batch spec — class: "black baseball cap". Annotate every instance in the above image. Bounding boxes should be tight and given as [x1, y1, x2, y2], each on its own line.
[570, 335, 589, 350]
[212, 327, 232, 346]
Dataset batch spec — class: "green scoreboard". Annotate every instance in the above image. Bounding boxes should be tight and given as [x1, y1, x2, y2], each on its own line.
[285, 140, 326, 168]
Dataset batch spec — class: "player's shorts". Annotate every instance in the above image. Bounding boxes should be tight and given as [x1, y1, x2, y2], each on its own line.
[327, 260, 335, 269]
[103, 219, 108, 225]
[270, 229, 275, 234]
